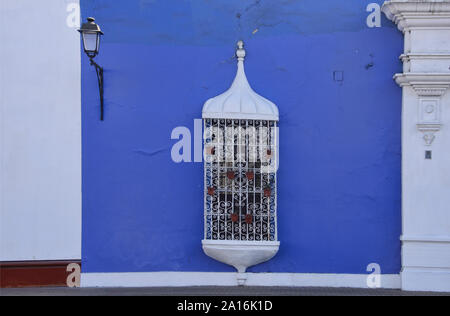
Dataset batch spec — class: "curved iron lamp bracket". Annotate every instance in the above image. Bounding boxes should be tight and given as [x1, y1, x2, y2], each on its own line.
[89, 58, 104, 121]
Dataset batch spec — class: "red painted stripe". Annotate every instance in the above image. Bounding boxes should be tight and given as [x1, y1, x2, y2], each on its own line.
[0, 260, 81, 288]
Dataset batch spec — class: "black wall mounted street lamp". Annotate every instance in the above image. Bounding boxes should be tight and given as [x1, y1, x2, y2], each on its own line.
[78, 17, 105, 120]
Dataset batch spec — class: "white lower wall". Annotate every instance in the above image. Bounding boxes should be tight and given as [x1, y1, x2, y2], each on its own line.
[0, 0, 81, 261]
[81, 272, 401, 289]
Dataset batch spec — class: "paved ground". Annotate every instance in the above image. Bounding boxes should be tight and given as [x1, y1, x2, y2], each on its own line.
[1, 286, 449, 296]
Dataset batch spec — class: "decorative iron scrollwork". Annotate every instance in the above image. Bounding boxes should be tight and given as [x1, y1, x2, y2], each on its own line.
[204, 119, 277, 241]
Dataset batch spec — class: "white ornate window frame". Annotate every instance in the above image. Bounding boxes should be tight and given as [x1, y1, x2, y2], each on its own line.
[201, 42, 280, 285]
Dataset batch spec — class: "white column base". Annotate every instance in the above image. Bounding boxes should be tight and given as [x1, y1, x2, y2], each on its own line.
[401, 237, 450, 292]
[402, 268, 450, 292]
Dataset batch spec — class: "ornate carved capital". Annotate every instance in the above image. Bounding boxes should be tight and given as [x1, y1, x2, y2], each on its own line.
[394, 73, 450, 92]
[395, 73, 450, 146]
[383, 1, 450, 32]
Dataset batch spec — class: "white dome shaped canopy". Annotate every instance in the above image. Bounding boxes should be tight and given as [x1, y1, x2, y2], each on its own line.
[202, 41, 279, 121]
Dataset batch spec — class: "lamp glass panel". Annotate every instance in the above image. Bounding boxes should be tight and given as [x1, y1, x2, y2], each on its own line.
[83, 32, 99, 53]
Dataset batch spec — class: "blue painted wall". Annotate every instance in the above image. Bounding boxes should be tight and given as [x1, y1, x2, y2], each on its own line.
[81, 0, 403, 274]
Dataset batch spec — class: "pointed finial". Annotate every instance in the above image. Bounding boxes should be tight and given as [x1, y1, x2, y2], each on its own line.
[236, 40, 246, 61]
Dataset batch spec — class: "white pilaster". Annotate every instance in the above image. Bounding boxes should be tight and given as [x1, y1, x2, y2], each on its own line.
[383, 0, 450, 292]
[0, 0, 82, 261]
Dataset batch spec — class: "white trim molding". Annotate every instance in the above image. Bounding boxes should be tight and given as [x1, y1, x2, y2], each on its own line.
[81, 272, 401, 289]
[383, 0, 450, 292]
